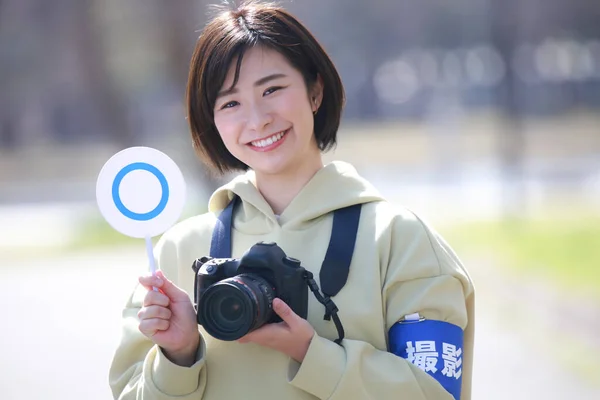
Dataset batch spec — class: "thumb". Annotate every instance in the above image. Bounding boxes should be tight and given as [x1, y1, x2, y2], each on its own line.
[273, 298, 299, 327]
[155, 270, 189, 302]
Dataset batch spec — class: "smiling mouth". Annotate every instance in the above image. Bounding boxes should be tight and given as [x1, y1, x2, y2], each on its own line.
[248, 129, 289, 148]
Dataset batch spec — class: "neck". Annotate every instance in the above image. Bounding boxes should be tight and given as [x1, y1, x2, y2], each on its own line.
[254, 153, 324, 216]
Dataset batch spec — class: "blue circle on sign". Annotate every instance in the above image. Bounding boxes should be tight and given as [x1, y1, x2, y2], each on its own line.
[112, 162, 169, 221]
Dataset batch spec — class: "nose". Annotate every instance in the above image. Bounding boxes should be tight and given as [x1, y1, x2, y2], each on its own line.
[246, 101, 273, 133]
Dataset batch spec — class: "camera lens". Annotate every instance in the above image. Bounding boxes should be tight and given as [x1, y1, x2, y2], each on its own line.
[198, 274, 275, 341]
[220, 297, 243, 322]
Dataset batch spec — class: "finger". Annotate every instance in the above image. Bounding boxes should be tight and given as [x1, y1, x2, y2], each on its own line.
[139, 275, 164, 293]
[238, 323, 281, 344]
[143, 290, 170, 308]
[272, 298, 299, 327]
[139, 318, 170, 337]
[138, 305, 172, 321]
[155, 270, 190, 302]
[238, 327, 263, 343]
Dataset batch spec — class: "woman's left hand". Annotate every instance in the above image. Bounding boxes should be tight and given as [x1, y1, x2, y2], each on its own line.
[238, 298, 315, 362]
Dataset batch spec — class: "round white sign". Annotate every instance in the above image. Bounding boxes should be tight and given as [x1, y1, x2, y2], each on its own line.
[96, 146, 186, 239]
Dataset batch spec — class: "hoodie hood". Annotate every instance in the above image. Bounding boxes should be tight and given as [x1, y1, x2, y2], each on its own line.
[208, 161, 385, 232]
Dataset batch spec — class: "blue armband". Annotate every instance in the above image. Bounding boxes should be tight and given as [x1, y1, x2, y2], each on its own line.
[389, 316, 464, 400]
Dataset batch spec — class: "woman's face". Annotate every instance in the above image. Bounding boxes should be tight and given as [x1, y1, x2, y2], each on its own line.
[213, 46, 322, 177]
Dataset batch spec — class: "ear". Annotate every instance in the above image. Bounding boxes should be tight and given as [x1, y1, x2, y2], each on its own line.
[310, 74, 324, 113]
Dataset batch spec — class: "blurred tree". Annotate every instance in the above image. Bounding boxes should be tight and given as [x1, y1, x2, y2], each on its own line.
[1, 0, 598, 150]
[0, 0, 20, 149]
[489, 0, 526, 218]
[73, 0, 136, 147]
[156, 0, 222, 192]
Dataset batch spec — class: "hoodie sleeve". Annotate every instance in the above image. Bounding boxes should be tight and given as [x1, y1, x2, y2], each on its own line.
[108, 233, 208, 400]
[287, 211, 475, 400]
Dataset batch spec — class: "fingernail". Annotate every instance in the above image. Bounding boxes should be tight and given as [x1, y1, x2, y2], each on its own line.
[156, 278, 163, 285]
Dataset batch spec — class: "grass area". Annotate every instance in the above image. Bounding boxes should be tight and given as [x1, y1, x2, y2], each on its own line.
[70, 217, 142, 249]
[439, 215, 600, 299]
[66, 205, 600, 300]
[67, 203, 208, 251]
[438, 212, 600, 384]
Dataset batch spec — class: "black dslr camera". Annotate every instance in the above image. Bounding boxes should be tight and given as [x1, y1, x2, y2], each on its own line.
[192, 242, 309, 341]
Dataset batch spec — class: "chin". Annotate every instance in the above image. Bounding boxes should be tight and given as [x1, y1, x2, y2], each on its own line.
[253, 163, 290, 177]
[251, 157, 296, 177]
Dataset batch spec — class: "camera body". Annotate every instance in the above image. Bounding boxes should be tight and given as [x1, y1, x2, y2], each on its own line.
[192, 241, 309, 340]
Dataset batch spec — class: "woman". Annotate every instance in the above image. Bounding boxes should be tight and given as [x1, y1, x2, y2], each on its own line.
[109, 1, 475, 399]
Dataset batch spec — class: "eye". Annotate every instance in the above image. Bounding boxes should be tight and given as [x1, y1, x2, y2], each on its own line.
[264, 86, 283, 96]
[220, 101, 239, 110]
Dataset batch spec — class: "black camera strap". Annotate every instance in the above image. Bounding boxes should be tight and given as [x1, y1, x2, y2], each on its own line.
[209, 195, 240, 259]
[209, 195, 362, 345]
[303, 271, 346, 345]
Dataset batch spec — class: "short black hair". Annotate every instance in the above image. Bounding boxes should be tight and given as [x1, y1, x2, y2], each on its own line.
[186, 0, 345, 175]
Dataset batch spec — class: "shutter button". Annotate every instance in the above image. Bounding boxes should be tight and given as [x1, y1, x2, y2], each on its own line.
[284, 257, 301, 267]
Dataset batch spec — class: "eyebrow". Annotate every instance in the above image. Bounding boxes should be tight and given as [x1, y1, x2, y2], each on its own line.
[216, 73, 287, 99]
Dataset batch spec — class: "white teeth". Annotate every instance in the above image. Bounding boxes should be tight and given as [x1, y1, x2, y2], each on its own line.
[251, 131, 286, 148]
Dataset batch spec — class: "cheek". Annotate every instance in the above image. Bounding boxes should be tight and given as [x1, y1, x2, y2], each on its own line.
[295, 105, 315, 141]
[278, 94, 314, 135]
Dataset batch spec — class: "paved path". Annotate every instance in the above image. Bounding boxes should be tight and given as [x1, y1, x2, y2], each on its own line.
[0, 247, 598, 400]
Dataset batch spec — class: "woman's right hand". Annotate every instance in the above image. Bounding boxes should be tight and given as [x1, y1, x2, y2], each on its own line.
[138, 270, 200, 367]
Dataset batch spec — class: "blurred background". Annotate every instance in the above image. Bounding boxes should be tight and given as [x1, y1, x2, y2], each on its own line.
[1, 0, 599, 399]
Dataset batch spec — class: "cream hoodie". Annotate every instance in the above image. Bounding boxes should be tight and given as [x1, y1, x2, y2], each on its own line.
[109, 161, 475, 400]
